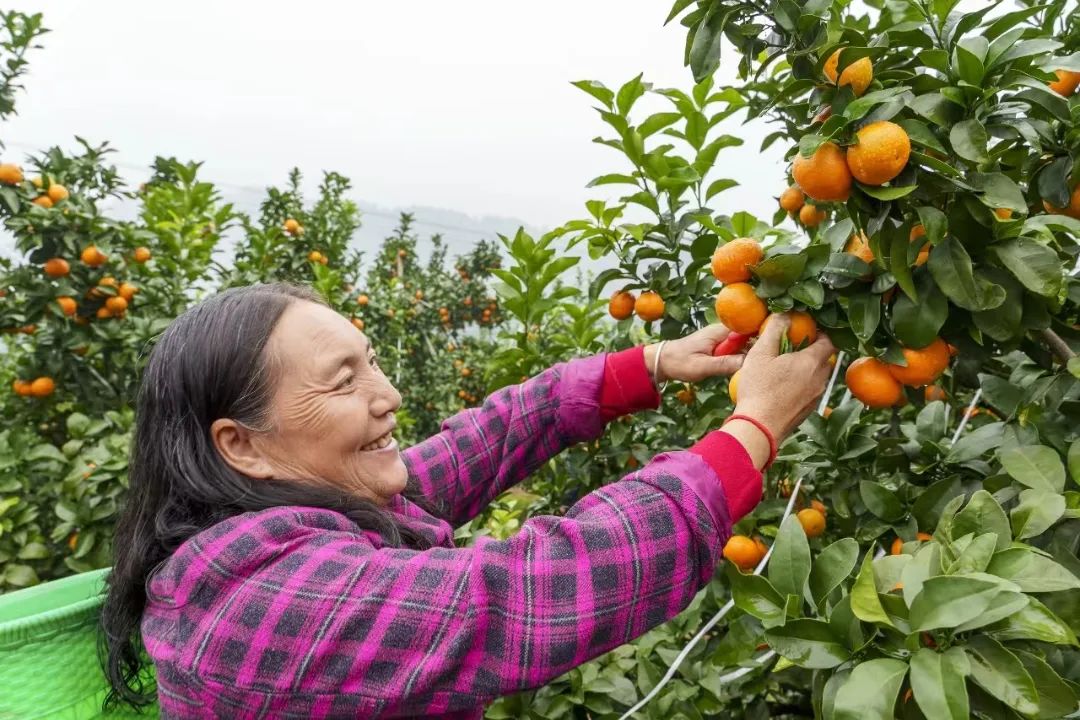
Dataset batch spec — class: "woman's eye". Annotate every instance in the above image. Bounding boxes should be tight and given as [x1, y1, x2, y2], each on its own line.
[369, 356, 380, 370]
[337, 374, 355, 389]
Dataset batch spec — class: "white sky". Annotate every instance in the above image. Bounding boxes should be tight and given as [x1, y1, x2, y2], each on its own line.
[0, 1, 787, 235]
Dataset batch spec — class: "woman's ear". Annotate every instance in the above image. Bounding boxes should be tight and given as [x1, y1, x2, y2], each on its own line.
[210, 418, 276, 479]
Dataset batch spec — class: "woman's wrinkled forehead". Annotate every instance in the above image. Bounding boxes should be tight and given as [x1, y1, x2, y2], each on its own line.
[265, 301, 370, 378]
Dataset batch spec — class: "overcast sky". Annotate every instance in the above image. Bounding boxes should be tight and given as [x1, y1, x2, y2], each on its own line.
[0, 1, 789, 241]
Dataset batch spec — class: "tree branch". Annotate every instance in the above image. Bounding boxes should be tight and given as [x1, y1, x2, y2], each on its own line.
[1039, 328, 1077, 363]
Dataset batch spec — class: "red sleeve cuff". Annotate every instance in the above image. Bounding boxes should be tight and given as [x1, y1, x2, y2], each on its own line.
[689, 430, 763, 522]
[599, 346, 661, 422]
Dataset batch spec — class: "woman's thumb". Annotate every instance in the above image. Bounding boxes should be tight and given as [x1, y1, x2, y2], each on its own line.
[749, 313, 790, 358]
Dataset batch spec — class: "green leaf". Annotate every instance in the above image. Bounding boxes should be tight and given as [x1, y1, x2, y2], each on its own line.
[927, 237, 1005, 312]
[860, 481, 904, 522]
[910, 647, 970, 720]
[571, 80, 614, 108]
[949, 533, 998, 575]
[765, 619, 851, 669]
[847, 293, 881, 342]
[902, 543, 943, 609]
[954, 591, 1028, 632]
[892, 272, 948, 348]
[1069, 440, 1080, 486]
[911, 93, 963, 127]
[727, 565, 786, 625]
[809, 538, 859, 607]
[615, 74, 646, 116]
[965, 636, 1039, 716]
[986, 547, 1080, 592]
[638, 112, 681, 139]
[857, 182, 918, 201]
[990, 597, 1079, 646]
[851, 552, 892, 626]
[65, 412, 91, 438]
[909, 576, 1003, 631]
[843, 88, 911, 120]
[971, 172, 1027, 212]
[994, 238, 1062, 298]
[952, 490, 1011, 550]
[26, 444, 66, 464]
[705, 178, 738, 200]
[899, 119, 947, 154]
[753, 253, 806, 296]
[949, 119, 989, 163]
[769, 514, 811, 600]
[1001, 445, 1066, 493]
[832, 658, 908, 720]
[790, 279, 825, 308]
[1011, 489, 1066, 540]
[3, 563, 39, 587]
[946, 422, 1005, 464]
[1014, 650, 1078, 720]
[586, 173, 638, 188]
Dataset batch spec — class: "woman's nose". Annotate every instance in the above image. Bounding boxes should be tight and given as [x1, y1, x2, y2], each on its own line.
[369, 375, 402, 416]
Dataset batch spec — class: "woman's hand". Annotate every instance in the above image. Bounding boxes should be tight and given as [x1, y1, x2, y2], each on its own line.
[645, 323, 746, 384]
[732, 313, 836, 442]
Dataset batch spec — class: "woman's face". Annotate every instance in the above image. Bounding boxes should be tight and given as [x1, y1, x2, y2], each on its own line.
[252, 300, 407, 504]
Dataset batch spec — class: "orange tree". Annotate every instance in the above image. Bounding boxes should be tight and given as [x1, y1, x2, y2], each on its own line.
[524, 0, 1080, 717]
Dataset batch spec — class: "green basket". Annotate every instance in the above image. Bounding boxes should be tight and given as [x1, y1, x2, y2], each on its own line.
[0, 567, 158, 719]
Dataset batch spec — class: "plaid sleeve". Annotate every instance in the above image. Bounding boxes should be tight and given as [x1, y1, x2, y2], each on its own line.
[401, 355, 607, 527]
[153, 453, 732, 718]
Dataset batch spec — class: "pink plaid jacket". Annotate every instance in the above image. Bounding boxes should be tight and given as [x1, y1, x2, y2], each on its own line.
[141, 353, 757, 718]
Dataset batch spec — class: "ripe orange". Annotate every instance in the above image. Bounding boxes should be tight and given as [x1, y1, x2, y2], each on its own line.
[799, 203, 827, 227]
[891, 537, 904, 555]
[12, 380, 31, 397]
[846, 232, 875, 265]
[1043, 187, 1080, 219]
[925, 385, 947, 402]
[47, 184, 69, 203]
[99, 276, 117, 288]
[792, 141, 852, 202]
[308, 250, 323, 263]
[56, 296, 77, 316]
[822, 406, 833, 418]
[32, 195, 54, 209]
[760, 311, 818, 347]
[31, 176, 43, 188]
[81, 246, 107, 267]
[711, 238, 764, 284]
[414, 290, 424, 300]
[30, 377, 56, 398]
[715, 282, 768, 335]
[44, 257, 70, 278]
[917, 532, 932, 542]
[1048, 69, 1080, 96]
[284, 218, 301, 235]
[797, 508, 826, 538]
[846, 121, 910, 185]
[351, 317, 365, 331]
[96, 307, 113, 320]
[723, 535, 761, 571]
[728, 370, 740, 403]
[106, 296, 128, 313]
[357, 294, 370, 306]
[779, 186, 805, 213]
[824, 49, 873, 97]
[752, 535, 768, 561]
[887, 337, 950, 387]
[846, 357, 904, 408]
[994, 208, 1013, 220]
[609, 290, 635, 320]
[398, 249, 408, 258]
[0, 163, 23, 185]
[133, 247, 152, 263]
[810, 499, 827, 515]
[675, 386, 695, 405]
[118, 283, 138, 301]
[634, 291, 665, 322]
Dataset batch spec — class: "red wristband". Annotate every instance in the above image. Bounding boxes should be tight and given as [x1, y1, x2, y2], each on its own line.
[722, 414, 778, 469]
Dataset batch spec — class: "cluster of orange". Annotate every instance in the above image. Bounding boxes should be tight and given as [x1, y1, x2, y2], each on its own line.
[283, 218, 304, 236]
[11, 376, 55, 399]
[39, 246, 148, 323]
[1043, 70, 1080, 217]
[723, 500, 827, 571]
[608, 289, 665, 322]
[846, 337, 954, 408]
[0, 164, 72, 209]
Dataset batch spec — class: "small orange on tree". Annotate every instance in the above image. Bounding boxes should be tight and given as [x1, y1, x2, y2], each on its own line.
[608, 290, 635, 320]
[760, 311, 817, 347]
[32, 195, 53, 209]
[846, 357, 903, 408]
[796, 508, 826, 538]
[723, 535, 761, 571]
[0, 162, 23, 185]
[728, 370, 740, 403]
[798, 203, 826, 227]
[715, 282, 767, 335]
[845, 121, 910, 185]
[30, 376, 55, 398]
[823, 48, 873, 97]
[283, 218, 301, 235]
[634, 291, 665, 321]
[779, 186, 805, 213]
[43, 257, 70, 278]
[792, 141, 852, 202]
[56, 296, 77, 316]
[887, 337, 950, 387]
[711, 238, 763, 284]
[46, 183, 69, 203]
[133, 247, 152, 263]
[81, 245, 107, 267]
[1048, 69, 1080, 96]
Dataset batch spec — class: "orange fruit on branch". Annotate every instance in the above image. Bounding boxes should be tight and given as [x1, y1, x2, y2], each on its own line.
[609, 290, 635, 320]
[723, 535, 761, 571]
[47, 184, 69, 203]
[43, 257, 70, 278]
[779, 186, 805, 213]
[715, 282, 767, 335]
[993, 208, 1013, 220]
[887, 337, 950, 387]
[351, 317, 365, 331]
[799, 203, 826, 227]
[118, 282, 138, 301]
[792, 141, 852, 202]
[283, 218, 301, 235]
[846, 121, 910, 185]
[81, 245, 107, 267]
[30, 376, 56, 398]
[760, 311, 818, 347]
[96, 306, 113, 320]
[105, 296, 129, 313]
[824, 49, 873, 97]
[797, 508, 826, 538]
[634, 291, 665, 322]
[675, 386, 695, 404]
[12, 380, 32, 397]
[711, 238, 764, 283]
[846, 356, 904, 408]
[1043, 187, 1080, 219]
[32, 195, 53, 209]
[909, 224, 930, 266]
[846, 232, 875, 265]
[810, 499, 827, 515]
[1048, 69, 1080, 96]
[56, 296, 77, 316]
[133, 247, 152, 263]
[0, 163, 23, 185]
[728, 370, 740, 403]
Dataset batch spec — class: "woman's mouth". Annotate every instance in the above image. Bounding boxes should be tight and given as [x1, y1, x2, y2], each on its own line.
[361, 430, 396, 452]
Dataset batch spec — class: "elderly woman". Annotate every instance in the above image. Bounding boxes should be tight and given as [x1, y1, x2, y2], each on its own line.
[102, 282, 833, 719]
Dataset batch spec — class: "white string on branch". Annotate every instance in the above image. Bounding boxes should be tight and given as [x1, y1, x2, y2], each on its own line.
[817, 350, 846, 416]
[949, 387, 983, 445]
